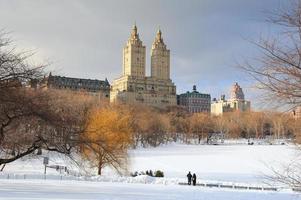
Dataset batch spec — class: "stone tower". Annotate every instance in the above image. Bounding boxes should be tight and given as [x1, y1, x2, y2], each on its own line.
[151, 28, 170, 80]
[123, 24, 146, 77]
[110, 24, 177, 108]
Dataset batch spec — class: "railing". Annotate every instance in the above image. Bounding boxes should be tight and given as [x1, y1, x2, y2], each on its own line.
[0, 173, 85, 181]
[178, 182, 279, 191]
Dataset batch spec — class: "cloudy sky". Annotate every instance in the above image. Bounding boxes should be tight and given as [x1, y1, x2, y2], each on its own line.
[0, 0, 285, 107]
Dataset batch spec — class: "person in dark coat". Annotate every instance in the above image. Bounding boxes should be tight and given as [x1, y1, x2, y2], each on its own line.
[187, 171, 192, 185]
[192, 173, 197, 186]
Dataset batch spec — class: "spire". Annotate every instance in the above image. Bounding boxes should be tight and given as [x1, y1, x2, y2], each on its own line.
[157, 25, 161, 34]
[104, 77, 109, 85]
[155, 26, 163, 43]
[152, 26, 166, 49]
[130, 22, 139, 40]
[132, 23, 137, 34]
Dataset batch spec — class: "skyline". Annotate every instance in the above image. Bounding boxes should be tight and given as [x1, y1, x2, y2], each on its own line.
[0, 0, 285, 108]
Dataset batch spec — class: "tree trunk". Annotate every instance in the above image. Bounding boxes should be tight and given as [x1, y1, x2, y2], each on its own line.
[0, 164, 6, 172]
[98, 166, 102, 175]
[98, 159, 103, 175]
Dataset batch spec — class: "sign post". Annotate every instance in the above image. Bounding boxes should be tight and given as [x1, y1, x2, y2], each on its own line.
[43, 157, 49, 175]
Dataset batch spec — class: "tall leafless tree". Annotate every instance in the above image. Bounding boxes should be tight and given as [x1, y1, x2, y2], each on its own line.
[239, 0, 301, 189]
[239, 0, 301, 108]
[0, 32, 93, 169]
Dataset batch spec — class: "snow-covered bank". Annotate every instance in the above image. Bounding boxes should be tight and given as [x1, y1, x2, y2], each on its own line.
[0, 179, 299, 200]
[1, 143, 299, 184]
[1, 143, 300, 199]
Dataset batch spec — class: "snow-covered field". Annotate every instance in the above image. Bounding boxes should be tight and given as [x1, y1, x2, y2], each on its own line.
[128, 143, 299, 182]
[3, 143, 299, 181]
[0, 143, 300, 199]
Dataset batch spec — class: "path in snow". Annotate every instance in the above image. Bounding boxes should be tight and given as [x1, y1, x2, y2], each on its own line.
[0, 179, 299, 200]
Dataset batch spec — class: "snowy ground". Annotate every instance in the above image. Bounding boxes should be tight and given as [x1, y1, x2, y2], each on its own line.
[128, 143, 299, 183]
[1, 142, 300, 199]
[3, 143, 299, 182]
[0, 179, 299, 200]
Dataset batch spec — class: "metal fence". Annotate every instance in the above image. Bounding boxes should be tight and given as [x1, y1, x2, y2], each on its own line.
[0, 173, 86, 181]
[178, 182, 280, 192]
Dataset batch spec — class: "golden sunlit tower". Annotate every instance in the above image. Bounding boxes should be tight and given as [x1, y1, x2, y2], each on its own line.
[110, 24, 176, 108]
[123, 24, 146, 77]
[150, 28, 170, 80]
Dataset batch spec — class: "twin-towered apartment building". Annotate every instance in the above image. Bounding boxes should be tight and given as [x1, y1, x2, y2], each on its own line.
[38, 24, 250, 115]
[109, 24, 177, 108]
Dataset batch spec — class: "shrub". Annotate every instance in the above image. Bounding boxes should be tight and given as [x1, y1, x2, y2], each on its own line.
[154, 170, 164, 177]
[130, 171, 138, 177]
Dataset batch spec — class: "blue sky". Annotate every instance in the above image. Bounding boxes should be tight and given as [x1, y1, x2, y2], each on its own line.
[0, 0, 285, 108]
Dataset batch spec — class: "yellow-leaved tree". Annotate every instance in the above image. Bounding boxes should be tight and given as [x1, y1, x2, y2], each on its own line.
[81, 105, 132, 175]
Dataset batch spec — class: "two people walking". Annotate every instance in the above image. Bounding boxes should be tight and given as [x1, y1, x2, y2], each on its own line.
[187, 171, 197, 186]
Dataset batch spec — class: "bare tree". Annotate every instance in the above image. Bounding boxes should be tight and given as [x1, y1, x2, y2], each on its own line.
[264, 159, 301, 189]
[239, 0, 301, 189]
[0, 32, 93, 168]
[268, 111, 293, 139]
[190, 113, 213, 144]
[0, 31, 44, 89]
[0, 31, 47, 167]
[0, 88, 93, 167]
[239, 0, 301, 108]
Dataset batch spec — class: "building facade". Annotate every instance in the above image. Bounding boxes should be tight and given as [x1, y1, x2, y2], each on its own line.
[178, 85, 211, 113]
[36, 73, 110, 100]
[211, 82, 250, 115]
[110, 25, 177, 108]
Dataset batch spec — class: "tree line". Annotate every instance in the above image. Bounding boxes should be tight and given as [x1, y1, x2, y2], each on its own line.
[128, 105, 297, 147]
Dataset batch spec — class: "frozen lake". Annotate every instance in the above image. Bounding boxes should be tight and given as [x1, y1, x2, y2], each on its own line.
[128, 143, 299, 183]
[2, 143, 299, 184]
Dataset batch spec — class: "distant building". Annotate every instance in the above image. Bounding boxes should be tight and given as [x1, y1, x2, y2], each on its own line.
[211, 95, 233, 115]
[178, 85, 211, 113]
[230, 82, 245, 101]
[34, 73, 110, 100]
[211, 82, 250, 115]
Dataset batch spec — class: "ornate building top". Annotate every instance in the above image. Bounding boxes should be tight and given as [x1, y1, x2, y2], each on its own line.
[152, 28, 167, 49]
[127, 24, 143, 46]
[230, 82, 245, 100]
[123, 24, 146, 77]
